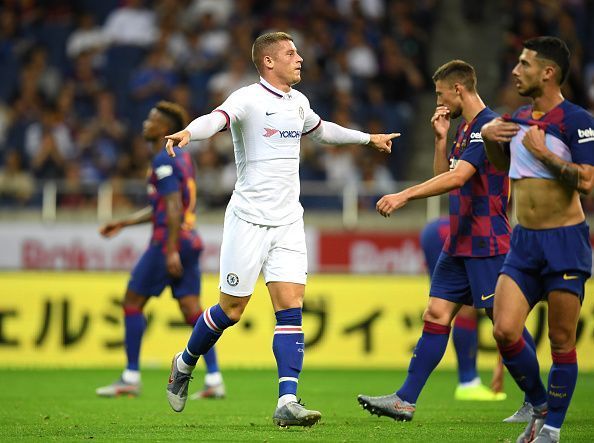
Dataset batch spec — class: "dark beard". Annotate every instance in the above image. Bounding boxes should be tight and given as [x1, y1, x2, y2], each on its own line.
[450, 108, 462, 119]
[518, 85, 539, 98]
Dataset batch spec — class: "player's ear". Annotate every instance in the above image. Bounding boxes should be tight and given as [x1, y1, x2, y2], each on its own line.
[263, 54, 274, 69]
[542, 64, 556, 83]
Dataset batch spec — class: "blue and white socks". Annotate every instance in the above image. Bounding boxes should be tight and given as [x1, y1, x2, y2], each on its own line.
[273, 308, 304, 408]
[177, 304, 236, 373]
[185, 310, 222, 382]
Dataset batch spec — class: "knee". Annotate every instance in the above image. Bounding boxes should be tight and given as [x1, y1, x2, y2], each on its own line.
[549, 327, 576, 353]
[275, 298, 303, 312]
[222, 302, 247, 323]
[178, 304, 197, 320]
[123, 291, 146, 311]
[493, 322, 521, 346]
[122, 299, 144, 311]
[183, 307, 196, 321]
[422, 306, 449, 325]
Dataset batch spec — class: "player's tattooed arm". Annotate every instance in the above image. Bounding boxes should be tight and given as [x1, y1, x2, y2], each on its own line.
[523, 125, 594, 194]
[540, 156, 594, 194]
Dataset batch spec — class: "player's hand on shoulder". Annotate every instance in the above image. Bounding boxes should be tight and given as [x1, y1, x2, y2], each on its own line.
[376, 192, 408, 218]
[164, 129, 191, 157]
[431, 106, 450, 139]
[480, 117, 519, 143]
[369, 133, 401, 154]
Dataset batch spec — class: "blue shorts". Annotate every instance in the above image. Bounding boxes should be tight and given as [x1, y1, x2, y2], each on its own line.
[127, 236, 202, 299]
[430, 251, 506, 309]
[500, 222, 591, 306]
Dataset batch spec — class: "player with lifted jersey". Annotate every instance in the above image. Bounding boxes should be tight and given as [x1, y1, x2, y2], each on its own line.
[482, 36, 594, 443]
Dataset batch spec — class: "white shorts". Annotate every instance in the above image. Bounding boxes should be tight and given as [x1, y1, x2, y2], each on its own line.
[219, 209, 308, 296]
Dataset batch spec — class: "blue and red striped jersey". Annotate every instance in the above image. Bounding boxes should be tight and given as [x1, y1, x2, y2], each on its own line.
[444, 107, 511, 257]
[148, 147, 201, 248]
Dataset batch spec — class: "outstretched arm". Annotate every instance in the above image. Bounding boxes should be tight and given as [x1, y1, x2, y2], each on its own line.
[307, 120, 399, 154]
[480, 117, 518, 171]
[99, 206, 153, 238]
[522, 125, 594, 194]
[376, 160, 476, 217]
[165, 111, 227, 157]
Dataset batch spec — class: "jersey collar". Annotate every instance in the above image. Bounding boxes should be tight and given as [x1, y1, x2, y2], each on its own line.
[259, 77, 292, 99]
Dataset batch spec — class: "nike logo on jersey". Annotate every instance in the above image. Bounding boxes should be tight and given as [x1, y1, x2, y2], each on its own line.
[266, 111, 278, 116]
[563, 273, 579, 280]
[481, 293, 495, 301]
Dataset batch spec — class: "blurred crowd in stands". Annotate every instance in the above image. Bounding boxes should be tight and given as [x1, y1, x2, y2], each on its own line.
[0, 0, 593, 212]
[494, 0, 594, 211]
[496, 0, 594, 114]
[0, 0, 435, 210]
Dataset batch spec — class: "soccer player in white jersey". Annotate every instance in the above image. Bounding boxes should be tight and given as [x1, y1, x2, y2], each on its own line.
[164, 31, 399, 427]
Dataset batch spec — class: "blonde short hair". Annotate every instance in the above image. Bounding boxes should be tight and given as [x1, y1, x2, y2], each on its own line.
[252, 31, 294, 74]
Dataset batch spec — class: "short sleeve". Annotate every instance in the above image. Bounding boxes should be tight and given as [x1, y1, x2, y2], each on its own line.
[302, 99, 321, 135]
[153, 155, 180, 196]
[459, 118, 488, 168]
[567, 109, 594, 166]
[216, 88, 249, 126]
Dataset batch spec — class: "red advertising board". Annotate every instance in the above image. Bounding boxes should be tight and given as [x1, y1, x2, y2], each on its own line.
[318, 231, 426, 274]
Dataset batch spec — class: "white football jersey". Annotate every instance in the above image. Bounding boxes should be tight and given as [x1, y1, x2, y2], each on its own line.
[216, 77, 321, 226]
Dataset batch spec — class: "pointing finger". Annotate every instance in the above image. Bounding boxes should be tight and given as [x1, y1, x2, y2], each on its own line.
[178, 136, 189, 148]
[165, 139, 176, 157]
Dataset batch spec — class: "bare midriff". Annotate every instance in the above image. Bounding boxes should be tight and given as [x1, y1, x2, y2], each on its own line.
[513, 178, 584, 229]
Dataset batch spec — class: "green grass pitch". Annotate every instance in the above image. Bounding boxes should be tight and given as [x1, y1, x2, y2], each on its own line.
[1, 369, 593, 441]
